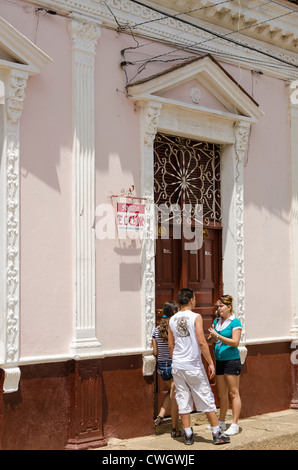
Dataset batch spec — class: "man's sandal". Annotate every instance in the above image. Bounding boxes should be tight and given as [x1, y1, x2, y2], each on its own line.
[154, 416, 163, 426]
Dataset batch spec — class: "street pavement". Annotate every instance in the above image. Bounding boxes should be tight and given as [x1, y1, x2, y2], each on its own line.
[94, 409, 298, 451]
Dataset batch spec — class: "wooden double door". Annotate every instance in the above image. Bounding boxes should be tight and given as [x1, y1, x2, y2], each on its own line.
[154, 225, 222, 413]
[155, 225, 222, 331]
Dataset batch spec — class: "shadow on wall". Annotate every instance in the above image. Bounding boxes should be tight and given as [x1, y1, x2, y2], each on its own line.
[115, 240, 142, 292]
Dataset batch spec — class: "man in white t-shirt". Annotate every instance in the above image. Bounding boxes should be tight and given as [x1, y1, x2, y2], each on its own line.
[168, 288, 230, 446]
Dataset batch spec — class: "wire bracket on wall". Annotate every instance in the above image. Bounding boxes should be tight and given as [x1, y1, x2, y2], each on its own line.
[110, 186, 147, 201]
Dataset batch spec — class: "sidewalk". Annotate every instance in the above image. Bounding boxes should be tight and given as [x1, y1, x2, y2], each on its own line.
[94, 409, 298, 451]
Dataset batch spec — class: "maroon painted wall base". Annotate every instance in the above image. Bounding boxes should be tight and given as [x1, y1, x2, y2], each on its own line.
[0, 343, 295, 449]
[240, 342, 293, 417]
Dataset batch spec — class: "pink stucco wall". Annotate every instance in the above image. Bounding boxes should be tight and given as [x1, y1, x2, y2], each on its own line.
[242, 71, 292, 340]
[0, 3, 293, 358]
[94, 29, 143, 350]
[1, 4, 73, 356]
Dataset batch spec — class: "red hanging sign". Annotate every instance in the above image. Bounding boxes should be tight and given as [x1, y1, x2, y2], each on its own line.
[117, 202, 145, 231]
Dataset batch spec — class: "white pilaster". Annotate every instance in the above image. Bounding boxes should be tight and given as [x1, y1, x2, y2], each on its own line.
[139, 100, 161, 374]
[289, 84, 298, 340]
[222, 121, 250, 363]
[0, 68, 28, 390]
[69, 19, 102, 356]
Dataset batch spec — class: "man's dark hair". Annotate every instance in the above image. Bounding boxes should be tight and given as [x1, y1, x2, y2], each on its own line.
[177, 288, 194, 305]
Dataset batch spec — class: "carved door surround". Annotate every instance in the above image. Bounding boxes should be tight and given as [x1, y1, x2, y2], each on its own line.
[128, 55, 264, 373]
[0, 17, 52, 392]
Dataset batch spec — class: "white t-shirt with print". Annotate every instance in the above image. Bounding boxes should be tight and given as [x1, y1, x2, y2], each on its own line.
[169, 310, 204, 371]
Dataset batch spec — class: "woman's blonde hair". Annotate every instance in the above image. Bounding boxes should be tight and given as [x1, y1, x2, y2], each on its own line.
[219, 294, 234, 312]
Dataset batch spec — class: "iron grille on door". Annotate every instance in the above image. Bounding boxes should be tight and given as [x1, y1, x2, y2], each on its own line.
[154, 133, 221, 226]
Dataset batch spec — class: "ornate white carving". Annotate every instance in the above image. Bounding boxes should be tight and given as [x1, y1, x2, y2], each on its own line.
[68, 20, 102, 356]
[140, 101, 162, 358]
[131, 65, 257, 369]
[69, 19, 100, 55]
[190, 86, 201, 104]
[142, 354, 156, 376]
[3, 69, 28, 366]
[2, 367, 21, 393]
[233, 122, 251, 362]
[26, 1, 298, 80]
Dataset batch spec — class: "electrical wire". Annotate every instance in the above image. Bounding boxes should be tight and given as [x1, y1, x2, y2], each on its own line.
[125, 0, 239, 30]
[118, 23, 297, 88]
[125, 0, 296, 31]
[125, 0, 298, 69]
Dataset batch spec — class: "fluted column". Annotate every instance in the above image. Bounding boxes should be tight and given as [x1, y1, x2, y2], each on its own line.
[69, 19, 101, 356]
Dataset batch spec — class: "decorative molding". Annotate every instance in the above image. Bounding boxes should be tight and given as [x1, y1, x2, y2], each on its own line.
[190, 86, 201, 104]
[128, 55, 264, 122]
[25, 0, 298, 81]
[148, 0, 298, 53]
[1, 68, 28, 367]
[142, 354, 156, 376]
[139, 101, 162, 358]
[246, 336, 295, 345]
[234, 122, 250, 342]
[0, 17, 52, 75]
[68, 19, 102, 357]
[129, 58, 261, 369]
[0, 20, 51, 379]
[2, 366, 21, 393]
[69, 18, 101, 54]
[233, 122, 251, 364]
[66, 360, 107, 450]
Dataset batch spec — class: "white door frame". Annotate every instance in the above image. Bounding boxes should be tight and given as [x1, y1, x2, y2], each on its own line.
[128, 56, 264, 374]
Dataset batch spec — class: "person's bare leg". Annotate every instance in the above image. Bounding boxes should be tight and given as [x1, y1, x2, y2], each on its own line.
[217, 374, 229, 422]
[225, 374, 241, 424]
[180, 413, 190, 429]
[170, 381, 179, 430]
[205, 411, 219, 427]
[158, 392, 170, 418]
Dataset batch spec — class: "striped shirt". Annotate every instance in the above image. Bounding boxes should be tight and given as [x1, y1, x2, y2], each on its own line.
[152, 326, 172, 363]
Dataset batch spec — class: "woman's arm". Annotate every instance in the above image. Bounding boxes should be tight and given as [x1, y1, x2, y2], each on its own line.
[208, 327, 241, 348]
[168, 327, 175, 357]
[152, 337, 158, 356]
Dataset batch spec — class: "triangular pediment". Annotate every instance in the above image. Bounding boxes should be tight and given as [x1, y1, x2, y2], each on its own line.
[0, 17, 52, 74]
[128, 55, 264, 122]
[155, 77, 231, 114]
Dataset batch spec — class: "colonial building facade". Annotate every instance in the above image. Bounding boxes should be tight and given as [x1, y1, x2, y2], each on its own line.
[0, 0, 297, 449]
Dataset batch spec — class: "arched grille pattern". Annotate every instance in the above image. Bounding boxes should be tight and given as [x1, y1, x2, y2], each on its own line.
[154, 133, 221, 226]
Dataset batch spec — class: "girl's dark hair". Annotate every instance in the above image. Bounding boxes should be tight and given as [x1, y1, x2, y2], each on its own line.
[159, 301, 179, 343]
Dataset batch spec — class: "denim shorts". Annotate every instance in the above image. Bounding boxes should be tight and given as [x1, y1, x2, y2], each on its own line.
[216, 359, 242, 376]
[157, 362, 173, 381]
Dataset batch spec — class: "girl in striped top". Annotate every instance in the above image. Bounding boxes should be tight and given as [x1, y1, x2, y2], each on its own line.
[152, 301, 181, 438]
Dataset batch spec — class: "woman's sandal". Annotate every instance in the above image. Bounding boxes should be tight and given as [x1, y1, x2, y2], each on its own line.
[171, 428, 183, 438]
[154, 416, 163, 426]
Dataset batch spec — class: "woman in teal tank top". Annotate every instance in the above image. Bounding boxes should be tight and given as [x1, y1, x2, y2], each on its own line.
[208, 295, 242, 436]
